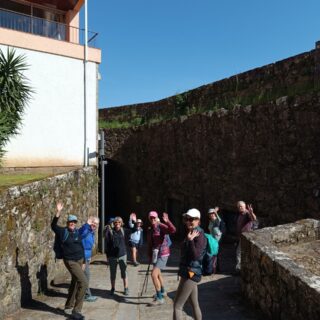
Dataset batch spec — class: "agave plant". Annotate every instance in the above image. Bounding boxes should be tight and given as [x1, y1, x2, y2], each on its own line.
[0, 48, 32, 165]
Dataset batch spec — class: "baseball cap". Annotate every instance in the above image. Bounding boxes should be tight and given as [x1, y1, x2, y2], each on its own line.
[149, 211, 158, 218]
[67, 214, 78, 222]
[208, 208, 218, 214]
[184, 208, 201, 219]
[136, 219, 143, 223]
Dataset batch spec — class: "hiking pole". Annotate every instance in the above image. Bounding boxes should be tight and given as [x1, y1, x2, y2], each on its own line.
[140, 263, 151, 297]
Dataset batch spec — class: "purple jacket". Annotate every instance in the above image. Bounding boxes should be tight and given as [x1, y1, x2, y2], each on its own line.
[147, 220, 176, 259]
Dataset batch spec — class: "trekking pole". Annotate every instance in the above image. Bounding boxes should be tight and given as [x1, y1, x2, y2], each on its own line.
[140, 263, 151, 297]
[144, 263, 150, 294]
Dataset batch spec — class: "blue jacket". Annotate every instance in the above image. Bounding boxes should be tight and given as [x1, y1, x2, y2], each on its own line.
[79, 223, 95, 260]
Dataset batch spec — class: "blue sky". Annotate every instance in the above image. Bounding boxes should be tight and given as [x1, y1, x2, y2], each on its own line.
[81, 0, 320, 108]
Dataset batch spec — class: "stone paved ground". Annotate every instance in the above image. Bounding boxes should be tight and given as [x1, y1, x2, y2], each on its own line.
[5, 244, 262, 320]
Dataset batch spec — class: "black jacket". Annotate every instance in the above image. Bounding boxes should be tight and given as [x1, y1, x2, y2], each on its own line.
[178, 226, 206, 282]
[105, 227, 127, 258]
[51, 216, 85, 261]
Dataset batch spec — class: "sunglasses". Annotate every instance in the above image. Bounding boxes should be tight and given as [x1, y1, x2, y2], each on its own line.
[68, 220, 77, 224]
[184, 217, 197, 222]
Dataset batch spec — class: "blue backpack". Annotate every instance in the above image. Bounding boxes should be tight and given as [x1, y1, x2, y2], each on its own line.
[202, 233, 219, 276]
[164, 234, 172, 247]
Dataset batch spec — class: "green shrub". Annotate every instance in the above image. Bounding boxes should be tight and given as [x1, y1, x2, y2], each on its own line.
[0, 48, 32, 165]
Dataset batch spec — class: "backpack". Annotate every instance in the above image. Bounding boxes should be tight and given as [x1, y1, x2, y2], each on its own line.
[53, 228, 69, 260]
[202, 233, 219, 276]
[164, 234, 172, 247]
[155, 225, 172, 251]
[219, 219, 226, 235]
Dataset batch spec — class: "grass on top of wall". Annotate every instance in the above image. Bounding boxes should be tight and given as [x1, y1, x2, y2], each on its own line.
[99, 80, 320, 130]
[0, 173, 49, 190]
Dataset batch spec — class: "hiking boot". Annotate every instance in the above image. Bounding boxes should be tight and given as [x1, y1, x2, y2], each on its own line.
[64, 308, 72, 316]
[124, 288, 129, 296]
[84, 295, 98, 302]
[71, 310, 85, 319]
[148, 298, 164, 306]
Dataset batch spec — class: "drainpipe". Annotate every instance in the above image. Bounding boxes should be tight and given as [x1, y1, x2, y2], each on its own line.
[98, 130, 107, 253]
[83, 0, 88, 166]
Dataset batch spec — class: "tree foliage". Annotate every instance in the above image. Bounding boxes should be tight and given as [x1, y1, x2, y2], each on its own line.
[0, 48, 32, 165]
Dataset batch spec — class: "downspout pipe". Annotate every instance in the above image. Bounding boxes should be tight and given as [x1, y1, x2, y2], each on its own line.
[84, 0, 88, 166]
[98, 130, 106, 253]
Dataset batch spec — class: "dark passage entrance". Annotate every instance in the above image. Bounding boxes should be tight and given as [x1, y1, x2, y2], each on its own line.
[103, 159, 131, 223]
[166, 198, 184, 238]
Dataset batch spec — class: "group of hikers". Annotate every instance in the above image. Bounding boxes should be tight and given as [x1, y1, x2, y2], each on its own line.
[51, 200, 257, 320]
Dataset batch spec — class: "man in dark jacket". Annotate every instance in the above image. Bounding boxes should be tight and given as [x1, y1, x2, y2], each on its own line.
[51, 203, 87, 320]
[235, 201, 257, 272]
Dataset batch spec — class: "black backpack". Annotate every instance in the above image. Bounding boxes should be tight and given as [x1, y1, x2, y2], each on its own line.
[53, 228, 69, 260]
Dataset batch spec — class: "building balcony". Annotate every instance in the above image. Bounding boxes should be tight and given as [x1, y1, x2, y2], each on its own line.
[0, 7, 98, 47]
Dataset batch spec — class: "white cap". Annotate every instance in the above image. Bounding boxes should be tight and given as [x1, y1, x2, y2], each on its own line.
[184, 208, 201, 219]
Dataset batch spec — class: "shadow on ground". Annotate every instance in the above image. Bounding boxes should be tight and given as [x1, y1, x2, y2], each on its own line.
[167, 276, 263, 320]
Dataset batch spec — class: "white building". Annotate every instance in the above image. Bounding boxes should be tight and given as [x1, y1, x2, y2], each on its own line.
[0, 0, 101, 167]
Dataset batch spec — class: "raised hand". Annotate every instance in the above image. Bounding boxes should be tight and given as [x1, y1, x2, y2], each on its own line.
[56, 202, 63, 217]
[162, 212, 169, 223]
[57, 202, 63, 212]
[87, 216, 94, 225]
[130, 212, 137, 222]
[187, 230, 200, 241]
[247, 204, 254, 214]
[247, 203, 257, 221]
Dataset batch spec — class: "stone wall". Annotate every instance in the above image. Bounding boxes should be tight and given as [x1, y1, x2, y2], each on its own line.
[100, 48, 316, 123]
[103, 92, 320, 228]
[0, 167, 98, 319]
[241, 219, 320, 320]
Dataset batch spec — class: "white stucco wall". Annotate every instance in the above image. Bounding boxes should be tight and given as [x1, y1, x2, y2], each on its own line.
[0, 44, 98, 167]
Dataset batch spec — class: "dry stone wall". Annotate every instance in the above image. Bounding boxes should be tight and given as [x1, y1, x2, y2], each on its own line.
[241, 219, 320, 320]
[0, 167, 98, 319]
[103, 93, 320, 227]
[101, 49, 316, 123]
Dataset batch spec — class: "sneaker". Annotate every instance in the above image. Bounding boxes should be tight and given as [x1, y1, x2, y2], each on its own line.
[133, 261, 140, 267]
[71, 310, 85, 319]
[84, 295, 98, 302]
[148, 298, 164, 306]
[124, 288, 129, 296]
[64, 308, 72, 316]
[110, 288, 115, 295]
[152, 291, 166, 300]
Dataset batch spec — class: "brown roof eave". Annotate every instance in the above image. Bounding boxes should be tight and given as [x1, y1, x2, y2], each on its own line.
[26, 0, 84, 12]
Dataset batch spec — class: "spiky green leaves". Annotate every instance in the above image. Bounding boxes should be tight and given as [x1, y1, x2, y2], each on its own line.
[0, 48, 32, 164]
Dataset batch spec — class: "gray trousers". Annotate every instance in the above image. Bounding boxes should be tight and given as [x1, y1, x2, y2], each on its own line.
[84, 259, 92, 296]
[236, 240, 241, 270]
[64, 259, 88, 313]
[173, 277, 202, 320]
